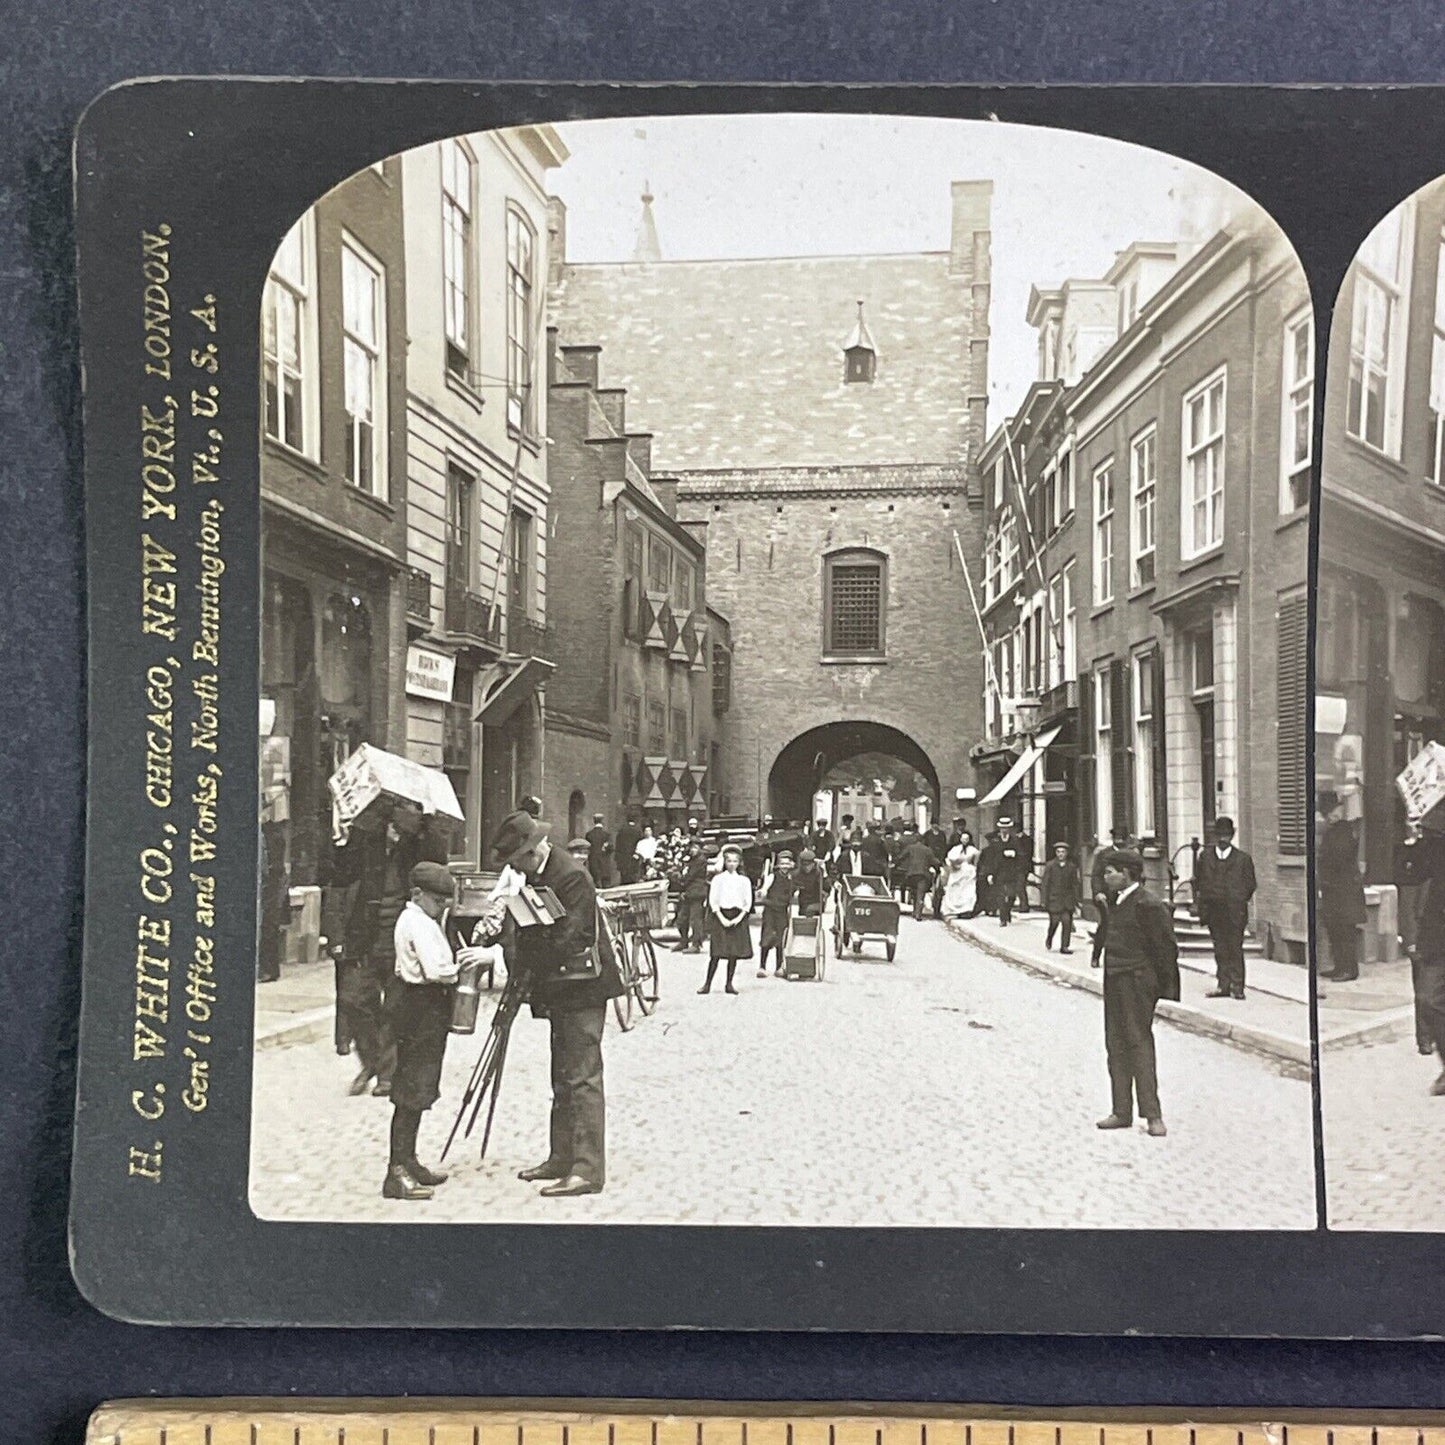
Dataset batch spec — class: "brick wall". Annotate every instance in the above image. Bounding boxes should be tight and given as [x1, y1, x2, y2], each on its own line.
[679, 481, 985, 814]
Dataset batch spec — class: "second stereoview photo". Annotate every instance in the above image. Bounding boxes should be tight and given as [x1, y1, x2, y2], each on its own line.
[1316, 176, 1445, 1231]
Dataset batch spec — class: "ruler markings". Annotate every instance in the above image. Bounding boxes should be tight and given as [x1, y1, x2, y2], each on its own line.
[83, 1409, 1445, 1445]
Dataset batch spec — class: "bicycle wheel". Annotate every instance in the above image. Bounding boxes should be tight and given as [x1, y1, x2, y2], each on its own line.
[632, 930, 659, 1015]
[611, 934, 636, 1031]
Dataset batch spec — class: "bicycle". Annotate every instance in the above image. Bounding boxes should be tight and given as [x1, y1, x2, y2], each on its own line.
[598, 895, 661, 1031]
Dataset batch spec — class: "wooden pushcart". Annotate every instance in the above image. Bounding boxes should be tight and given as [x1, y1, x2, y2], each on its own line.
[781, 910, 827, 981]
[831, 874, 900, 961]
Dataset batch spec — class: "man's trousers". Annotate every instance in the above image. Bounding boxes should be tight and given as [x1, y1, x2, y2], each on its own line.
[1104, 968, 1161, 1122]
[547, 1005, 608, 1186]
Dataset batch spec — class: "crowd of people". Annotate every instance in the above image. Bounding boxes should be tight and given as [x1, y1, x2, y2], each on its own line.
[299, 785, 1277, 1200]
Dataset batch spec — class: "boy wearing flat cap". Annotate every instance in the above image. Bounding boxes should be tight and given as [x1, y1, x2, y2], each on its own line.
[384, 861, 473, 1201]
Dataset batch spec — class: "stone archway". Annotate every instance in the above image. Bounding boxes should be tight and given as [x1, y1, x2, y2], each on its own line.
[767, 719, 941, 824]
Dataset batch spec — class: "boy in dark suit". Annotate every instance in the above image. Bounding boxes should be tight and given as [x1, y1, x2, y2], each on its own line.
[1040, 841, 1082, 953]
[1095, 850, 1180, 1137]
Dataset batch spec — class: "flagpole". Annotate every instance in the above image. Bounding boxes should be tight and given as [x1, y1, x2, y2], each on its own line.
[953, 529, 1002, 700]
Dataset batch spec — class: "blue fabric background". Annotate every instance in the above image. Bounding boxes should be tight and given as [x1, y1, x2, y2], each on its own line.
[10, 5, 1445, 1441]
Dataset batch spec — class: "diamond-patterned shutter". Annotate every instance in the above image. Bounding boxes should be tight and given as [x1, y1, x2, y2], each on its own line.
[640, 756, 666, 806]
[1276, 593, 1309, 856]
[667, 604, 689, 663]
[689, 764, 708, 811]
[642, 591, 669, 651]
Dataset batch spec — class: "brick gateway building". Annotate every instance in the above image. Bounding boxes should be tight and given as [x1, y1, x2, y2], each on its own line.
[547, 182, 994, 821]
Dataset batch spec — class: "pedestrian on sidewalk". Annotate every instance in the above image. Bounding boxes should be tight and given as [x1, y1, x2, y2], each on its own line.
[703, 845, 754, 994]
[980, 816, 1028, 926]
[794, 848, 826, 916]
[498, 808, 623, 1198]
[382, 861, 473, 1201]
[1041, 841, 1082, 953]
[897, 830, 940, 919]
[1195, 816, 1258, 1000]
[885, 823, 905, 900]
[633, 823, 659, 879]
[758, 851, 796, 976]
[614, 814, 642, 885]
[1396, 816, 1445, 1094]
[830, 829, 866, 888]
[1089, 824, 1135, 969]
[741, 829, 771, 902]
[1096, 850, 1180, 1138]
[859, 822, 891, 881]
[585, 813, 613, 888]
[1012, 823, 1036, 915]
[938, 837, 979, 919]
[1317, 792, 1365, 981]
[675, 841, 710, 952]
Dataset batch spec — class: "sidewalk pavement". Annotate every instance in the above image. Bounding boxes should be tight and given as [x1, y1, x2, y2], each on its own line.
[943, 908, 1410, 1072]
[255, 958, 336, 1049]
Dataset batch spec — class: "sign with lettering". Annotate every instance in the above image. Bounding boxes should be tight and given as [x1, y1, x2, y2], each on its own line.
[1397, 739, 1445, 823]
[405, 644, 456, 701]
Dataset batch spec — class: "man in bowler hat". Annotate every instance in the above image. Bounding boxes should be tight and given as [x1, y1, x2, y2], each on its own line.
[491, 808, 623, 1197]
[1194, 815, 1258, 999]
[1095, 849, 1180, 1137]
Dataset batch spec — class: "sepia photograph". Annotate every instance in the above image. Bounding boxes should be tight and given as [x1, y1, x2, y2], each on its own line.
[1316, 176, 1445, 1230]
[247, 112, 1318, 1228]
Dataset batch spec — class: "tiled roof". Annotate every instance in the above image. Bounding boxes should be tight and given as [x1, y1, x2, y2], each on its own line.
[672, 462, 969, 499]
[549, 252, 978, 472]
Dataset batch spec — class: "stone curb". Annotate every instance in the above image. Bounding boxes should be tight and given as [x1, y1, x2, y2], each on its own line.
[945, 919, 1313, 1076]
[256, 1004, 334, 1051]
[1319, 1004, 1418, 1051]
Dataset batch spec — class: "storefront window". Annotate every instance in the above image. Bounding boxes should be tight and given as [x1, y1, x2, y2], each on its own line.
[319, 593, 372, 774]
[1394, 594, 1443, 709]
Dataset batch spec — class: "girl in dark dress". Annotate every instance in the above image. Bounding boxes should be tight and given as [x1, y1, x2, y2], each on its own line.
[702, 846, 754, 994]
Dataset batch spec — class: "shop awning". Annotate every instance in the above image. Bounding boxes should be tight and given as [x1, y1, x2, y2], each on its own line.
[979, 724, 1062, 805]
[473, 655, 555, 728]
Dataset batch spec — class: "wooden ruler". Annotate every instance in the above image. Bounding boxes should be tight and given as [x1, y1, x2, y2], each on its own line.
[83, 1403, 1445, 1445]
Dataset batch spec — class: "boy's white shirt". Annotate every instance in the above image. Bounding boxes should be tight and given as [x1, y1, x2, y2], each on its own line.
[393, 899, 459, 984]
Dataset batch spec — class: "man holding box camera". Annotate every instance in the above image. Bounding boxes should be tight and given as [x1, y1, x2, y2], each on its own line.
[488, 808, 624, 1197]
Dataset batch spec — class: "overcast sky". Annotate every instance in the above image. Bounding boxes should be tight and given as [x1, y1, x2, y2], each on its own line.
[549, 113, 1252, 421]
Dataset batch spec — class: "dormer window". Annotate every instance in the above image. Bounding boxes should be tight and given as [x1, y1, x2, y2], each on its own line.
[843, 300, 877, 384]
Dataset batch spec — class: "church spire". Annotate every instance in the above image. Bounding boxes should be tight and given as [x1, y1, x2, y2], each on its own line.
[632, 180, 662, 263]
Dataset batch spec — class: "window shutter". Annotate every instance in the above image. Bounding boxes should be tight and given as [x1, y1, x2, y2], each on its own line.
[1078, 665, 1095, 844]
[1111, 659, 1131, 832]
[1151, 643, 1168, 848]
[1277, 594, 1309, 856]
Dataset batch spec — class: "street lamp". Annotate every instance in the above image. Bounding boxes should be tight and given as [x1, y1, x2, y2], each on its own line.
[1011, 696, 1043, 848]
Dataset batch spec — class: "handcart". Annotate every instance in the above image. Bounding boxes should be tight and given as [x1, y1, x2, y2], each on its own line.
[831, 874, 900, 961]
[782, 909, 827, 981]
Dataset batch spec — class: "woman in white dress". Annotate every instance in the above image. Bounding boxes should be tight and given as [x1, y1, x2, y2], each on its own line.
[940, 839, 979, 919]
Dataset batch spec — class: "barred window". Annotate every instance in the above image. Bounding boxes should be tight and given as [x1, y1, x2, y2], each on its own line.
[622, 694, 641, 749]
[646, 700, 666, 755]
[824, 551, 886, 657]
[712, 645, 732, 714]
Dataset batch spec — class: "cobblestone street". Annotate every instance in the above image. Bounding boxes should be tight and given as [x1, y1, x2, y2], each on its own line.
[1323, 1039, 1445, 1229]
[250, 911, 1318, 1228]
